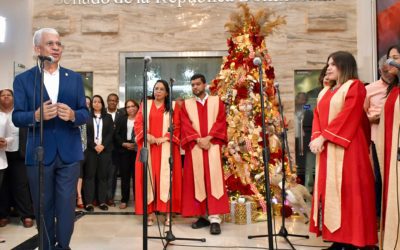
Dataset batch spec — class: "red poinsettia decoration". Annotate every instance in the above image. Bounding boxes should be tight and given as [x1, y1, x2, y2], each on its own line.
[226, 175, 254, 195]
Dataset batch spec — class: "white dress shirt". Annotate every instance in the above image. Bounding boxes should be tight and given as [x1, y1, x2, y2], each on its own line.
[0, 112, 14, 170]
[195, 93, 209, 106]
[127, 119, 134, 141]
[2, 111, 18, 152]
[93, 115, 103, 145]
[107, 109, 116, 122]
[43, 65, 60, 104]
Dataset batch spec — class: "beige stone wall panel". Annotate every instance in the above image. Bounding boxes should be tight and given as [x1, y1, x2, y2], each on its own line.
[33, 0, 358, 158]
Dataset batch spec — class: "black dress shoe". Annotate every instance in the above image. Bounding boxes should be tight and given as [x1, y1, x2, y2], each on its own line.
[99, 204, 108, 211]
[210, 223, 221, 235]
[324, 242, 352, 250]
[85, 205, 94, 212]
[191, 217, 210, 229]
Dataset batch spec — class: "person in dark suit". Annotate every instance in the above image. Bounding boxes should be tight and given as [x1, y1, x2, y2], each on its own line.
[83, 95, 114, 212]
[105, 93, 125, 206]
[12, 28, 89, 250]
[114, 99, 139, 209]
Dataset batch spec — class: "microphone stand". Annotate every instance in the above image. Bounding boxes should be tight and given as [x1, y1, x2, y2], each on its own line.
[250, 82, 310, 250]
[37, 59, 46, 250]
[148, 78, 206, 249]
[274, 83, 309, 249]
[141, 58, 150, 250]
[247, 62, 275, 250]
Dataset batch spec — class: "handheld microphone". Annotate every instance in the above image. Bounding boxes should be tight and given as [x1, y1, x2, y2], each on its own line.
[38, 55, 55, 63]
[386, 58, 400, 69]
[144, 56, 152, 64]
[253, 57, 262, 67]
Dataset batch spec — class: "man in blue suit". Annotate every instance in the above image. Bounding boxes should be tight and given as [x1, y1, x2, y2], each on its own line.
[12, 28, 89, 250]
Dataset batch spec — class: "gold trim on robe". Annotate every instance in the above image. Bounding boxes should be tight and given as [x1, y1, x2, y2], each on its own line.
[312, 80, 354, 233]
[376, 94, 400, 250]
[145, 100, 176, 204]
[185, 96, 224, 202]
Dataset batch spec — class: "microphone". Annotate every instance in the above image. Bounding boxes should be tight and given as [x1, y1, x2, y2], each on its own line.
[170, 78, 175, 86]
[386, 58, 400, 69]
[253, 57, 262, 66]
[274, 82, 279, 89]
[144, 56, 152, 64]
[38, 55, 54, 63]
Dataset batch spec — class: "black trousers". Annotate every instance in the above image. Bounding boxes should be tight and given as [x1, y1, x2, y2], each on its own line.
[106, 150, 119, 201]
[0, 151, 34, 219]
[84, 150, 112, 205]
[118, 150, 136, 203]
[371, 142, 382, 217]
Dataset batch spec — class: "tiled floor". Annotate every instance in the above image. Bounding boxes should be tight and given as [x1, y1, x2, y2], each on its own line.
[0, 203, 330, 250]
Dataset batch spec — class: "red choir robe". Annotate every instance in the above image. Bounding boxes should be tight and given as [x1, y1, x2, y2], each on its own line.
[134, 100, 182, 214]
[180, 95, 229, 216]
[309, 79, 378, 247]
[376, 86, 400, 250]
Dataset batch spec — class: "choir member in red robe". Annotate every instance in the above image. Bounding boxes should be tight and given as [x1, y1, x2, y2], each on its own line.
[134, 79, 182, 226]
[309, 51, 378, 249]
[376, 45, 400, 250]
[180, 73, 229, 235]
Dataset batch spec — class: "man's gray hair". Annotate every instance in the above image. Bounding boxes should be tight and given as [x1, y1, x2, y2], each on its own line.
[33, 28, 59, 46]
[378, 55, 388, 70]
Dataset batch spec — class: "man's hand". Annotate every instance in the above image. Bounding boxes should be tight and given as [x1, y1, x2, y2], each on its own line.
[57, 103, 75, 121]
[0, 138, 7, 150]
[197, 136, 213, 150]
[309, 135, 326, 154]
[95, 144, 104, 154]
[122, 142, 135, 150]
[35, 100, 58, 121]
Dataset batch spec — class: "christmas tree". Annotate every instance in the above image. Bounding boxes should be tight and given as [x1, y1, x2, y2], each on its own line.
[209, 3, 290, 211]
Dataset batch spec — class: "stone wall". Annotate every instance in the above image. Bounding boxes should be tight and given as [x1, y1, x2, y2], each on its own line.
[32, 0, 358, 160]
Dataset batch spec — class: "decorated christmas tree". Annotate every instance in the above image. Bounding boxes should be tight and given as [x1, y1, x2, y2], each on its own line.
[209, 3, 291, 212]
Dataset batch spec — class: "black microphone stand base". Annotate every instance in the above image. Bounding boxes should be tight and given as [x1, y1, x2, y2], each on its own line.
[149, 230, 206, 250]
[248, 225, 309, 250]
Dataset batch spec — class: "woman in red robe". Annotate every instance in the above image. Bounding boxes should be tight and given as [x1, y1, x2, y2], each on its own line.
[134, 79, 182, 226]
[376, 45, 400, 250]
[309, 51, 378, 249]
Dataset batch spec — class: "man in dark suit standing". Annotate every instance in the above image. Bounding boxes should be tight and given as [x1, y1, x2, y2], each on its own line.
[12, 28, 89, 250]
[105, 93, 124, 206]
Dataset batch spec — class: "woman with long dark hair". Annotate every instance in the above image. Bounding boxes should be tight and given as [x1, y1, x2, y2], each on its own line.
[376, 44, 400, 250]
[84, 95, 114, 212]
[114, 99, 139, 209]
[309, 51, 377, 249]
[134, 79, 182, 226]
[76, 96, 92, 209]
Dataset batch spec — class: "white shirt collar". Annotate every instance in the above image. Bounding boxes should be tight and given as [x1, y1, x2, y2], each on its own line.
[195, 93, 209, 106]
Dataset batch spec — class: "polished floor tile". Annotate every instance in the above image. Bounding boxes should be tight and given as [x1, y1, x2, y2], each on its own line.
[0, 203, 330, 250]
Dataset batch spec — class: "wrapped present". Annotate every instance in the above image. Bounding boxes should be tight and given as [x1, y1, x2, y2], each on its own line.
[223, 200, 237, 223]
[234, 201, 257, 225]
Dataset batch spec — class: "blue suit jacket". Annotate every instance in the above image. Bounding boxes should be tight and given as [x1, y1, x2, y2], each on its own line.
[12, 66, 89, 166]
